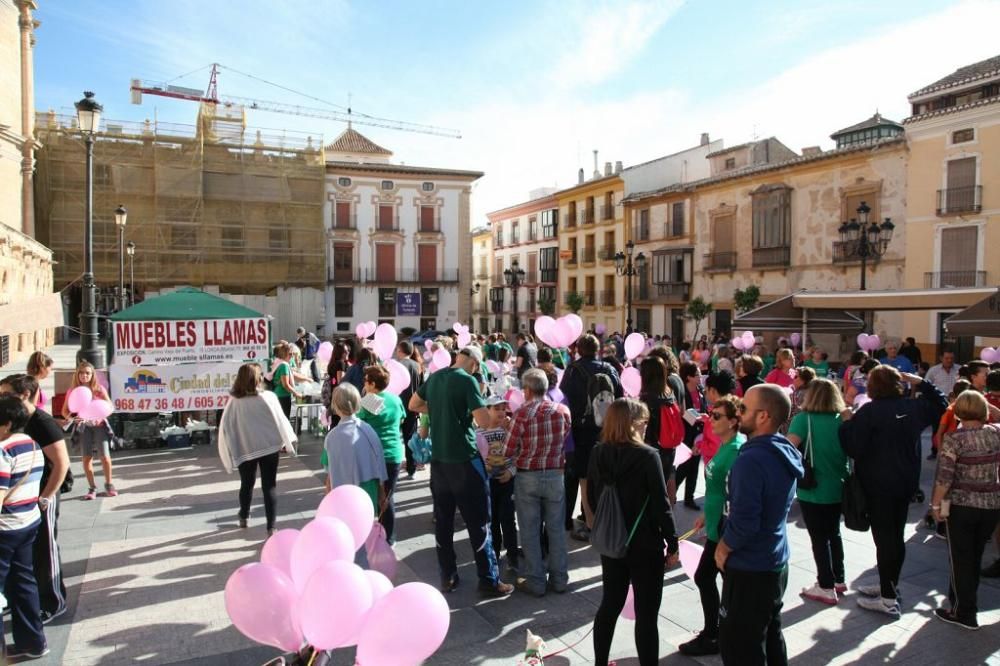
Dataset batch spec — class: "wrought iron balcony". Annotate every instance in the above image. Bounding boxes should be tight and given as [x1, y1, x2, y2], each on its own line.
[364, 268, 460, 283]
[599, 290, 616, 307]
[581, 247, 596, 263]
[936, 186, 982, 215]
[599, 246, 616, 261]
[924, 271, 987, 288]
[832, 241, 881, 264]
[751, 246, 790, 268]
[327, 266, 361, 283]
[703, 251, 737, 271]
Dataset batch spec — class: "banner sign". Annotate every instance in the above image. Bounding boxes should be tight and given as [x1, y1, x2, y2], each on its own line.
[111, 318, 269, 365]
[109, 362, 246, 413]
[396, 292, 421, 316]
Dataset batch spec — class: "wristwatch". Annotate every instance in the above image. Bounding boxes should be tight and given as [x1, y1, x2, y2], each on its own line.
[38, 497, 50, 509]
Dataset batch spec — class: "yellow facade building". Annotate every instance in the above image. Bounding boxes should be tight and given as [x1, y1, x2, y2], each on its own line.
[901, 54, 1000, 358]
[555, 163, 626, 333]
[470, 225, 492, 333]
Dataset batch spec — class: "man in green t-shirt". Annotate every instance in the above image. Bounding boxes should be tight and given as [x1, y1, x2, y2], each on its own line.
[410, 346, 513, 598]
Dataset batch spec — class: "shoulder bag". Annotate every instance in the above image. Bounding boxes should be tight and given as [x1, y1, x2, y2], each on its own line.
[798, 415, 818, 490]
[841, 456, 869, 532]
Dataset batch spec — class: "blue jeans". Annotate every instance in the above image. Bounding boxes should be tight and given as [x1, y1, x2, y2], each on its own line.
[0, 522, 46, 652]
[381, 462, 400, 544]
[430, 458, 500, 586]
[515, 469, 568, 592]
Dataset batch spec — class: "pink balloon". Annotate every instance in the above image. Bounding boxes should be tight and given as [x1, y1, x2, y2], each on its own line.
[678, 540, 702, 581]
[365, 522, 399, 580]
[299, 561, 373, 649]
[224, 563, 302, 652]
[624, 332, 645, 360]
[548, 387, 565, 403]
[317, 485, 376, 549]
[789, 332, 801, 346]
[552, 319, 576, 348]
[260, 528, 300, 579]
[457, 331, 472, 348]
[373, 323, 398, 361]
[356, 582, 451, 666]
[621, 367, 641, 397]
[595, 323, 607, 336]
[535, 316, 556, 345]
[66, 386, 93, 414]
[485, 360, 501, 376]
[982, 347, 999, 363]
[356, 321, 376, 339]
[673, 443, 693, 467]
[80, 398, 113, 422]
[290, 517, 356, 593]
[868, 334, 881, 352]
[364, 570, 393, 604]
[565, 314, 584, 342]
[731, 337, 745, 352]
[385, 359, 411, 397]
[316, 341, 334, 366]
[432, 347, 451, 370]
[856, 333, 870, 350]
[621, 584, 636, 621]
[741, 330, 755, 342]
[505, 388, 524, 412]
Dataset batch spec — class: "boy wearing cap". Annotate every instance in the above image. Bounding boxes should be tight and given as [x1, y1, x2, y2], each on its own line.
[477, 395, 519, 573]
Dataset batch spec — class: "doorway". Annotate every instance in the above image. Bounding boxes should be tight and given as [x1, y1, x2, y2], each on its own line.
[938, 312, 973, 362]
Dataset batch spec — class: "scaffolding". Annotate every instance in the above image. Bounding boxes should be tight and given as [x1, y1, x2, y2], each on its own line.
[33, 104, 326, 300]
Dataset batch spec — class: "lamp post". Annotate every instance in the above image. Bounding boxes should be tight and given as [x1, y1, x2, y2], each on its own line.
[615, 240, 647, 335]
[468, 281, 481, 331]
[837, 201, 895, 291]
[126, 241, 136, 306]
[115, 204, 127, 311]
[75, 91, 104, 368]
[503, 259, 525, 336]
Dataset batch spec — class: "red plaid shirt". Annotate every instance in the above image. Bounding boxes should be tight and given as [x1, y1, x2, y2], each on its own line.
[503, 399, 571, 471]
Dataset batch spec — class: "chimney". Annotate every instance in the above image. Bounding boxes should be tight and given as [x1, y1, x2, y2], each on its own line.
[592, 150, 600, 179]
[700, 132, 710, 146]
[615, 160, 623, 174]
[604, 161, 612, 177]
[801, 146, 822, 157]
[578, 168, 585, 184]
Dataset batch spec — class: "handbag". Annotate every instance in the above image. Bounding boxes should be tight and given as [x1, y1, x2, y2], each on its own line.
[841, 457, 870, 532]
[798, 415, 818, 490]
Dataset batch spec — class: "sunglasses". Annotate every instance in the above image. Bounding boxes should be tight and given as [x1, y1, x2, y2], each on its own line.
[709, 411, 729, 421]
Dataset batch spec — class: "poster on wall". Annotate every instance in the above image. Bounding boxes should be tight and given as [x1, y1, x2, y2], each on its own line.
[111, 318, 269, 365]
[109, 362, 246, 413]
[396, 293, 421, 316]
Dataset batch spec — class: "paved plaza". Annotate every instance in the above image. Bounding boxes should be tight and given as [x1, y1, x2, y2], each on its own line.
[3, 347, 1000, 665]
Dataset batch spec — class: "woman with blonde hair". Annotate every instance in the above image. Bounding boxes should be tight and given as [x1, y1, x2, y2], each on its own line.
[588, 398, 679, 666]
[62, 361, 115, 500]
[786, 378, 849, 605]
[218, 363, 297, 537]
[931, 390, 1000, 629]
[765, 349, 796, 389]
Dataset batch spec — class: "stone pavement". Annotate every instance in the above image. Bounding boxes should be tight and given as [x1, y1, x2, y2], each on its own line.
[2, 345, 999, 665]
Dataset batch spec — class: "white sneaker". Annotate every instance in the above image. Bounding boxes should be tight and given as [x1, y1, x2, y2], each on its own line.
[800, 584, 838, 605]
[856, 583, 882, 597]
[857, 596, 901, 617]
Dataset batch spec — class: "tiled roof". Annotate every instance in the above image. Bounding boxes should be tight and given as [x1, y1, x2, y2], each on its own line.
[325, 127, 392, 155]
[908, 54, 1000, 99]
[830, 113, 902, 138]
[705, 140, 758, 158]
[623, 136, 906, 203]
[903, 94, 1000, 124]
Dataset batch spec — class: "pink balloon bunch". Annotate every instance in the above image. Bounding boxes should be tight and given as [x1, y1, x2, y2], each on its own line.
[856, 333, 881, 352]
[372, 324, 398, 361]
[66, 386, 114, 422]
[225, 484, 450, 660]
[384, 359, 411, 396]
[731, 331, 755, 352]
[453, 322, 472, 348]
[621, 367, 641, 397]
[981, 347, 1000, 363]
[535, 314, 583, 348]
[355, 321, 377, 340]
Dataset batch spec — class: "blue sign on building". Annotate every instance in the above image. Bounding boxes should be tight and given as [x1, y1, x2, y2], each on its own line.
[396, 292, 421, 316]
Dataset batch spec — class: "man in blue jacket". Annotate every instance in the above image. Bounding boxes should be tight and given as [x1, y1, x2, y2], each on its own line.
[715, 384, 804, 666]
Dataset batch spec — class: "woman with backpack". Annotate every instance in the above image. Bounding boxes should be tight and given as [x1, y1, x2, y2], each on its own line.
[588, 398, 679, 666]
[320, 342, 350, 428]
[638, 357, 684, 493]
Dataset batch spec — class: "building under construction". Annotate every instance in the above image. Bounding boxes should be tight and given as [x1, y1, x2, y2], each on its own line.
[33, 104, 326, 326]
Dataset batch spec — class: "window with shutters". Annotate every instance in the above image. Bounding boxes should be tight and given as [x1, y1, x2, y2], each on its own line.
[751, 185, 791, 267]
[933, 226, 982, 287]
[418, 244, 437, 282]
[540, 247, 558, 282]
[332, 244, 354, 282]
[670, 202, 685, 237]
[637, 208, 650, 241]
[706, 212, 736, 271]
[495, 223, 504, 247]
[334, 288, 353, 318]
[527, 252, 538, 283]
[541, 209, 558, 238]
[378, 288, 396, 317]
[511, 220, 520, 244]
[334, 201, 353, 229]
[566, 201, 577, 228]
[528, 216, 537, 241]
[939, 157, 979, 214]
[375, 243, 395, 281]
[421, 288, 439, 316]
[420, 205, 437, 232]
[378, 205, 396, 231]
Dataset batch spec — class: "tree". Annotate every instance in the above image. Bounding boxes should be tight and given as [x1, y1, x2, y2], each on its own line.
[537, 295, 556, 316]
[685, 296, 713, 340]
[733, 285, 761, 314]
[565, 292, 585, 314]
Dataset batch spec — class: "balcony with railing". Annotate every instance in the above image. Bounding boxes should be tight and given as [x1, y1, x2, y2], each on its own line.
[832, 241, 881, 265]
[523, 270, 538, 284]
[936, 185, 982, 215]
[924, 271, 987, 288]
[374, 215, 401, 233]
[598, 245, 616, 261]
[581, 246, 596, 264]
[703, 251, 737, 271]
[632, 221, 671, 244]
[540, 268, 558, 283]
[600, 204, 617, 222]
[566, 250, 578, 266]
[652, 282, 690, 302]
[581, 208, 595, 225]
[327, 266, 361, 284]
[364, 268, 460, 283]
[331, 213, 358, 230]
[599, 290, 616, 307]
[583, 291, 597, 308]
[752, 246, 790, 268]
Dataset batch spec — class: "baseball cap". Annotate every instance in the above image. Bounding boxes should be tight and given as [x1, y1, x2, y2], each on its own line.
[459, 346, 483, 363]
[485, 395, 508, 407]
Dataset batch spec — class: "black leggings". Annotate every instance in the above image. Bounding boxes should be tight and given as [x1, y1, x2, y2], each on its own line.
[238, 452, 280, 529]
[799, 500, 845, 589]
[868, 494, 910, 599]
[277, 395, 292, 419]
[693, 538, 720, 638]
[593, 551, 665, 666]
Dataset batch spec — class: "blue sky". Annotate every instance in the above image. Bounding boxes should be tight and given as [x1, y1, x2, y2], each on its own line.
[34, 0, 1000, 222]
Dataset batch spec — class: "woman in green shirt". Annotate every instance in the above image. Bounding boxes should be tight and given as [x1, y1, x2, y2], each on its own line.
[803, 347, 830, 378]
[786, 378, 849, 606]
[270, 343, 302, 419]
[358, 365, 405, 544]
[679, 394, 745, 658]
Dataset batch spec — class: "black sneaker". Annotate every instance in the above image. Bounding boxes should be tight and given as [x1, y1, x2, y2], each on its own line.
[5, 645, 50, 660]
[982, 559, 1000, 578]
[441, 573, 460, 593]
[479, 580, 514, 598]
[679, 632, 719, 656]
[912, 489, 925, 503]
[934, 608, 979, 630]
[40, 606, 67, 625]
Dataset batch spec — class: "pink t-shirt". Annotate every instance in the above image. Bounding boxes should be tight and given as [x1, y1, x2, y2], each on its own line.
[35, 387, 48, 412]
[765, 368, 795, 388]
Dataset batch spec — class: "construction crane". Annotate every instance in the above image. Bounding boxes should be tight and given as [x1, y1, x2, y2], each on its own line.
[130, 63, 462, 139]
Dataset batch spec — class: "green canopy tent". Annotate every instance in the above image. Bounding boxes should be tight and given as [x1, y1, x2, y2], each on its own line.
[108, 287, 266, 322]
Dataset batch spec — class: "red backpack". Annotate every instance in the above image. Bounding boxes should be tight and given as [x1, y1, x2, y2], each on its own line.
[658, 401, 684, 450]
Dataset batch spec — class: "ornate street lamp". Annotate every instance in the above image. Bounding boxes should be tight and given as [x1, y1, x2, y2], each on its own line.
[115, 204, 127, 311]
[503, 259, 526, 335]
[615, 240, 646, 335]
[126, 241, 136, 307]
[837, 201, 895, 291]
[75, 91, 104, 368]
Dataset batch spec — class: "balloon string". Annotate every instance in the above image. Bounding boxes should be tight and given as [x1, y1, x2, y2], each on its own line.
[306, 650, 317, 666]
[678, 527, 698, 541]
[542, 626, 594, 658]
